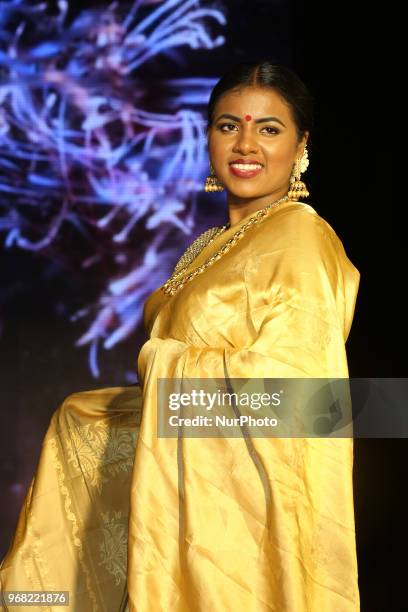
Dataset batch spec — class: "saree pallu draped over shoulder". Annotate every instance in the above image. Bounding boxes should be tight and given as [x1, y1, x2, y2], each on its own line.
[0, 200, 361, 611]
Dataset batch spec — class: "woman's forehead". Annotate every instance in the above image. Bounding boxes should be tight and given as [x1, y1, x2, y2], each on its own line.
[214, 87, 291, 118]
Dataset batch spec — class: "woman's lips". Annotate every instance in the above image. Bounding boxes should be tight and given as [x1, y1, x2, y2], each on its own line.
[228, 164, 264, 178]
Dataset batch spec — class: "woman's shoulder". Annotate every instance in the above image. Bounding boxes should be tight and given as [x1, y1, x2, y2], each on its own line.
[256, 200, 327, 242]
[256, 200, 359, 274]
[260, 199, 346, 250]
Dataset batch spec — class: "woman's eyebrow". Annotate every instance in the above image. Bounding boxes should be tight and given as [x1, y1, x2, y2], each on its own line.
[215, 113, 286, 127]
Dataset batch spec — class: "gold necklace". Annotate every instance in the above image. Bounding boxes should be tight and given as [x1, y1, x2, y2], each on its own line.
[161, 194, 290, 296]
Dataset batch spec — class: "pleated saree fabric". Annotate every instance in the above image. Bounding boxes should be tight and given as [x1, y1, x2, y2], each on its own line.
[1, 200, 361, 611]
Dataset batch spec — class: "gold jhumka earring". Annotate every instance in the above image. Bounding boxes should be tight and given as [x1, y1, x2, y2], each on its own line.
[204, 162, 225, 192]
[288, 144, 310, 200]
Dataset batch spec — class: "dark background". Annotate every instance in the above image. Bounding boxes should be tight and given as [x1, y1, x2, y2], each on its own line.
[0, 1, 403, 610]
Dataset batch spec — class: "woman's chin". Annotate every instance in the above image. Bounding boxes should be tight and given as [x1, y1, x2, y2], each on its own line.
[222, 182, 264, 197]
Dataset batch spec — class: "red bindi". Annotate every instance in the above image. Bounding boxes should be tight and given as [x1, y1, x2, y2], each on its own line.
[244, 114, 252, 121]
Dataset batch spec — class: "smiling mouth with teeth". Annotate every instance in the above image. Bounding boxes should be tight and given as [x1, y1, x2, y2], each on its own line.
[230, 163, 263, 170]
[228, 162, 264, 178]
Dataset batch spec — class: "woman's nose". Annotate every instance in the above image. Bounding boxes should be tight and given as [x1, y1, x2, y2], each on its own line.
[234, 128, 259, 151]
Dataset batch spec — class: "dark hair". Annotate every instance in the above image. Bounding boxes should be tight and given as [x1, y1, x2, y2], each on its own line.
[205, 61, 314, 146]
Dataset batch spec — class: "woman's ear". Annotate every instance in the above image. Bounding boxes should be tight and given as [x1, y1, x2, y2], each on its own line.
[296, 131, 309, 157]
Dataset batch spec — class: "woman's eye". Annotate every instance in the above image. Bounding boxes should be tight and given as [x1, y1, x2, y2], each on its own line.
[218, 123, 279, 135]
[263, 126, 279, 134]
[218, 123, 237, 131]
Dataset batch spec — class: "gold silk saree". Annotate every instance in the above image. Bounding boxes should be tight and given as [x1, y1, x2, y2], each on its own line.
[0, 200, 361, 611]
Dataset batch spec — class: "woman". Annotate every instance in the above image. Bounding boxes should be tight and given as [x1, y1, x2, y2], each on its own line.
[0, 61, 360, 611]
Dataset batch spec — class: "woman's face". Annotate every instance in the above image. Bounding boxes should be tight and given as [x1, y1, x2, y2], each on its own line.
[207, 86, 308, 204]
